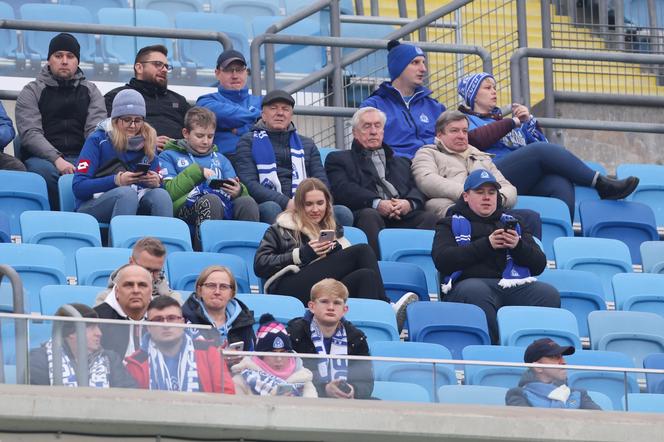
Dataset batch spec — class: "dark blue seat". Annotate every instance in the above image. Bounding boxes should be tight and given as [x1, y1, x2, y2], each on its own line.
[617, 163, 664, 229]
[235, 293, 304, 332]
[514, 195, 573, 261]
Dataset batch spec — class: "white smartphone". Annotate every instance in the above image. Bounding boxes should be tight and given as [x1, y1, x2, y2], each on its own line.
[318, 230, 336, 242]
[228, 341, 244, 351]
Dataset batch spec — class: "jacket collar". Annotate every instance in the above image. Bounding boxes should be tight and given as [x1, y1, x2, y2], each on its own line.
[39, 64, 85, 88]
[351, 139, 394, 159]
[128, 77, 167, 97]
[217, 85, 250, 101]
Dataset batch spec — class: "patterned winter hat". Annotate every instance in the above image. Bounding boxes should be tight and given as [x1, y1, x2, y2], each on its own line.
[255, 313, 293, 352]
[457, 72, 495, 110]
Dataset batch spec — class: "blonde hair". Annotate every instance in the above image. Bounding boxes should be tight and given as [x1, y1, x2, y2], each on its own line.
[291, 177, 336, 243]
[310, 278, 348, 302]
[195, 265, 237, 298]
[110, 118, 158, 161]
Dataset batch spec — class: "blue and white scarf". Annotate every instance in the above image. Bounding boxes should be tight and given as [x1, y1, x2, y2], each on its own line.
[146, 333, 200, 392]
[523, 382, 582, 409]
[183, 151, 234, 219]
[309, 319, 348, 383]
[251, 129, 306, 197]
[441, 213, 536, 294]
[240, 368, 304, 396]
[44, 339, 111, 388]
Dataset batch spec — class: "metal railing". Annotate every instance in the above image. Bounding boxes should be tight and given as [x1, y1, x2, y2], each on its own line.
[0, 265, 26, 385]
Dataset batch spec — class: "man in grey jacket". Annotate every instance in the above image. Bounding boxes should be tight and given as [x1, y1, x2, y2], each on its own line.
[16, 33, 106, 209]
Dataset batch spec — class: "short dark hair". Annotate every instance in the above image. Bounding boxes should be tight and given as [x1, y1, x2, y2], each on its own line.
[134, 44, 168, 74]
[55, 303, 98, 337]
[435, 109, 469, 134]
[147, 295, 181, 314]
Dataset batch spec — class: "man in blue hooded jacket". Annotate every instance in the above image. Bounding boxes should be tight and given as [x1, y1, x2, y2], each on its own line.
[360, 40, 445, 160]
[197, 50, 262, 156]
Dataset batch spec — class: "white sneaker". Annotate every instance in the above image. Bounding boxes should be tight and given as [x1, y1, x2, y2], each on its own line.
[392, 292, 419, 332]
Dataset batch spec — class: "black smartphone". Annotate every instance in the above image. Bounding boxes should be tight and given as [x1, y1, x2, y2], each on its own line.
[135, 162, 151, 174]
[221, 178, 236, 187]
[208, 179, 224, 189]
[504, 220, 518, 231]
[337, 380, 351, 394]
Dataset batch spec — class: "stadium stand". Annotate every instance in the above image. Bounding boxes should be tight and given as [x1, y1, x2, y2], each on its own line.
[462, 345, 527, 389]
[612, 272, 664, 316]
[344, 298, 400, 345]
[0, 171, 49, 236]
[75, 246, 131, 287]
[514, 195, 573, 261]
[617, 163, 664, 229]
[235, 293, 304, 331]
[109, 215, 193, 253]
[39, 284, 101, 316]
[497, 306, 582, 349]
[342, 225, 368, 245]
[640, 241, 664, 274]
[643, 353, 664, 394]
[377, 261, 429, 303]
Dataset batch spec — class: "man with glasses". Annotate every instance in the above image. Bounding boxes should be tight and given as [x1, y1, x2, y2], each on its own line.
[197, 50, 261, 155]
[105, 45, 191, 149]
[125, 295, 235, 393]
[16, 32, 107, 209]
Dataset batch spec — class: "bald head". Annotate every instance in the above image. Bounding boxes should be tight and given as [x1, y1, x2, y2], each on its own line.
[114, 264, 152, 320]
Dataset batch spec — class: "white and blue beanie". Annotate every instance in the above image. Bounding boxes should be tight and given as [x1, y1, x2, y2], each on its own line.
[457, 72, 494, 110]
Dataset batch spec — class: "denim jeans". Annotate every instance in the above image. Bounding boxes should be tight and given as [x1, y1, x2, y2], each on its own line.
[77, 186, 173, 223]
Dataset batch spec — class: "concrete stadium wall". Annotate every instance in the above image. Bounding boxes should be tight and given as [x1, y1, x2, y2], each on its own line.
[0, 384, 661, 442]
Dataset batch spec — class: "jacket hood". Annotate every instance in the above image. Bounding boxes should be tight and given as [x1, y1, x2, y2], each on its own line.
[38, 64, 86, 88]
[216, 85, 251, 101]
[373, 81, 433, 105]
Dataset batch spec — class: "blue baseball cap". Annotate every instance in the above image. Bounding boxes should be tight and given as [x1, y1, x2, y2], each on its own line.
[463, 169, 501, 192]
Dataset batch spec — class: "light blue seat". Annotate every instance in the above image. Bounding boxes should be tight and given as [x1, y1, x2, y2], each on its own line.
[378, 261, 429, 303]
[437, 385, 507, 406]
[613, 273, 664, 317]
[20, 211, 102, 279]
[587, 391, 614, 411]
[553, 237, 633, 304]
[345, 298, 399, 345]
[371, 380, 431, 403]
[342, 226, 367, 246]
[75, 247, 131, 287]
[370, 340, 456, 402]
[136, 0, 204, 22]
[406, 302, 490, 359]
[462, 345, 527, 388]
[588, 310, 664, 369]
[213, 0, 280, 35]
[640, 241, 664, 274]
[0, 243, 66, 314]
[340, 23, 395, 79]
[39, 285, 102, 315]
[378, 228, 438, 297]
[0, 170, 49, 236]
[59, 0, 129, 14]
[625, 393, 664, 413]
[166, 251, 250, 293]
[497, 306, 582, 349]
[58, 173, 110, 229]
[514, 195, 573, 261]
[317, 147, 335, 165]
[617, 163, 664, 228]
[580, 200, 658, 265]
[110, 215, 193, 253]
[175, 12, 249, 70]
[573, 160, 605, 226]
[643, 353, 664, 394]
[0, 211, 10, 243]
[538, 269, 607, 338]
[235, 293, 303, 331]
[566, 349, 640, 410]
[200, 219, 270, 290]
[0, 1, 19, 63]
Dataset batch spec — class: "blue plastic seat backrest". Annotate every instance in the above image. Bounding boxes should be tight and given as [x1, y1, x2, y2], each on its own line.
[378, 261, 429, 302]
[641, 241, 664, 274]
[40, 285, 102, 315]
[617, 163, 664, 228]
[462, 345, 527, 388]
[371, 380, 431, 403]
[166, 251, 250, 293]
[136, 0, 204, 22]
[643, 353, 664, 394]
[0, 171, 49, 236]
[345, 298, 399, 345]
[340, 22, 396, 79]
[0, 211, 10, 243]
[75, 247, 131, 287]
[587, 391, 614, 411]
[235, 293, 304, 331]
[0, 2, 17, 58]
[342, 226, 367, 246]
[110, 215, 193, 253]
[437, 385, 508, 406]
[497, 306, 582, 349]
[612, 272, 664, 316]
[625, 393, 664, 413]
[514, 195, 573, 261]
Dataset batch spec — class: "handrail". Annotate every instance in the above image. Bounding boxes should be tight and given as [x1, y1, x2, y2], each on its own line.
[0, 265, 26, 384]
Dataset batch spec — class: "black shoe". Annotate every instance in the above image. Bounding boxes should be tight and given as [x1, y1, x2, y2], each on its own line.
[595, 175, 640, 200]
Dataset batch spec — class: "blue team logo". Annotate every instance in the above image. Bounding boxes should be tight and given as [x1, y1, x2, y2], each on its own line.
[211, 158, 220, 168]
[419, 113, 429, 123]
[248, 106, 256, 112]
[177, 158, 189, 168]
[415, 47, 424, 55]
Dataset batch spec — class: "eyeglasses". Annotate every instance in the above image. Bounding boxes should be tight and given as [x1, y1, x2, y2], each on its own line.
[200, 282, 233, 291]
[119, 117, 144, 126]
[148, 315, 184, 323]
[141, 60, 173, 72]
[221, 65, 247, 74]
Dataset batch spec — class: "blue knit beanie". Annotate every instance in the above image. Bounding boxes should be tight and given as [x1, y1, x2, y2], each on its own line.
[387, 40, 425, 81]
[457, 72, 495, 110]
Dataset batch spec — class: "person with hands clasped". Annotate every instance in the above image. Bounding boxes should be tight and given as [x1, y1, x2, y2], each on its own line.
[73, 89, 172, 223]
[432, 169, 560, 344]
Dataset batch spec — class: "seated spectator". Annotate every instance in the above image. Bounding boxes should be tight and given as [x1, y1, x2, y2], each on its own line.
[233, 89, 353, 225]
[325, 107, 438, 256]
[360, 40, 445, 159]
[94, 264, 153, 357]
[73, 89, 173, 223]
[0, 102, 25, 171]
[457, 72, 639, 217]
[16, 33, 106, 208]
[29, 303, 135, 388]
[125, 296, 235, 393]
[196, 50, 261, 155]
[95, 237, 179, 306]
[287, 279, 374, 399]
[159, 106, 259, 249]
[432, 169, 560, 344]
[182, 265, 256, 350]
[231, 313, 317, 397]
[105, 45, 190, 149]
[506, 338, 601, 409]
[254, 177, 416, 329]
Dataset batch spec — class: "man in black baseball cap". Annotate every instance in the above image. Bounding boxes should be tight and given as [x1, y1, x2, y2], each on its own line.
[196, 49, 261, 155]
[505, 338, 601, 409]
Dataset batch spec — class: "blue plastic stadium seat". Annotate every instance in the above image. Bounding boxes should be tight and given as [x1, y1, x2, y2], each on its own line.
[0, 1, 20, 64]
[235, 293, 304, 331]
[617, 163, 664, 228]
[345, 298, 399, 345]
[580, 200, 658, 265]
[514, 196, 573, 261]
[497, 306, 582, 349]
[20, 211, 102, 280]
[371, 380, 431, 403]
[59, 0, 129, 14]
[213, 0, 280, 31]
[406, 302, 490, 359]
[110, 215, 193, 253]
[176, 12, 249, 70]
[342, 226, 367, 246]
[438, 385, 508, 406]
[588, 310, 664, 369]
[566, 349, 640, 410]
[370, 340, 456, 401]
[538, 269, 607, 338]
[75, 247, 131, 287]
[572, 161, 605, 226]
[378, 261, 429, 303]
[0, 211, 10, 243]
[644, 353, 664, 394]
[340, 23, 395, 79]
[378, 228, 438, 296]
[40, 285, 102, 315]
[136, 0, 204, 22]
[462, 345, 527, 388]
[587, 391, 614, 411]
[166, 251, 250, 293]
[641, 241, 664, 274]
[200, 220, 269, 291]
[612, 273, 664, 317]
[0, 170, 49, 236]
[553, 237, 633, 304]
[317, 147, 335, 165]
[625, 393, 664, 413]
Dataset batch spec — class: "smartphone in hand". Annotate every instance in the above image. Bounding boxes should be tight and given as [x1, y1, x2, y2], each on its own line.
[337, 380, 352, 394]
[135, 162, 151, 174]
[318, 230, 336, 242]
[503, 220, 518, 231]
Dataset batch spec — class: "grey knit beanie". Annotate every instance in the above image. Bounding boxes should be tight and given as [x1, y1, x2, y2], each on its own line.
[111, 89, 146, 118]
